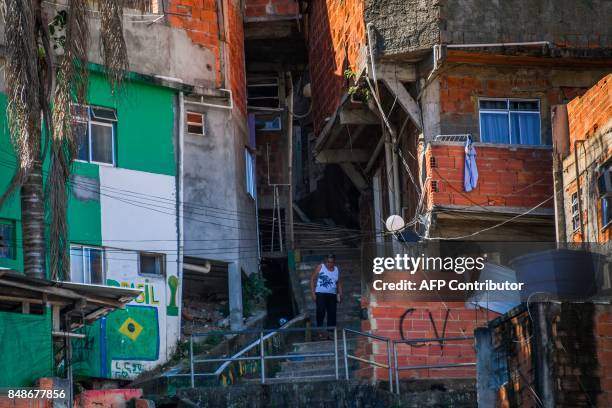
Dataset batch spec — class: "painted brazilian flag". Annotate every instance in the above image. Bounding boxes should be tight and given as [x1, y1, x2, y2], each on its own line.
[106, 305, 159, 361]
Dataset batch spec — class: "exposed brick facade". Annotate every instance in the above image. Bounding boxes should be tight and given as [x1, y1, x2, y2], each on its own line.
[307, 0, 366, 133]
[362, 298, 493, 381]
[490, 303, 612, 407]
[567, 74, 612, 152]
[425, 143, 554, 210]
[169, 0, 247, 117]
[245, 0, 299, 18]
[562, 74, 612, 243]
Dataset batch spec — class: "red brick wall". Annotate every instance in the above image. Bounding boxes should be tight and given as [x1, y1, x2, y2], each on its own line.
[227, 0, 247, 118]
[362, 300, 492, 381]
[245, 0, 299, 18]
[425, 143, 553, 210]
[567, 74, 612, 150]
[596, 307, 612, 407]
[168, 0, 247, 118]
[307, 0, 366, 133]
[564, 74, 612, 243]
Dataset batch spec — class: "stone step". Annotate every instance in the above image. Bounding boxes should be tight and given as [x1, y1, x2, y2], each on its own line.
[275, 367, 339, 378]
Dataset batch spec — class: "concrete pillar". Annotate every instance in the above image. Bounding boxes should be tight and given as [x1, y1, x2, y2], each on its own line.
[475, 327, 496, 408]
[228, 262, 244, 330]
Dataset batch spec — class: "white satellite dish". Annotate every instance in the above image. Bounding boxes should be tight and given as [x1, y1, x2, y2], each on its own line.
[385, 215, 405, 232]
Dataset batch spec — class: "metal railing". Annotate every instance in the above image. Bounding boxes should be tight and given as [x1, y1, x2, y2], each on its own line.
[342, 328, 393, 392]
[392, 336, 476, 395]
[169, 325, 476, 393]
[176, 325, 340, 386]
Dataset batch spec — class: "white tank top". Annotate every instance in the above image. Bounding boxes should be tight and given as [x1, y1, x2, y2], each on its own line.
[315, 264, 339, 294]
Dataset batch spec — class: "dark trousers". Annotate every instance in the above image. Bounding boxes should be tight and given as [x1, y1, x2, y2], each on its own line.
[315, 293, 337, 327]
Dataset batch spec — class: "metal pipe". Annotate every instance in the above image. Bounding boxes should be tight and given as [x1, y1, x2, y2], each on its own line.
[334, 327, 339, 380]
[190, 336, 195, 387]
[396, 362, 476, 370]
[574, 140, 586, 241]
[446, 41, 550, 48]
[387, 339, 393, 392]
[393, 342, 399, 394]
[347, 354, 389, 368]
[343, 329, 349, 380]
[263, 352, 334, 360]
[366, 22, 380, 96]
[177, 91, 185, 337]
[344, 328, 389, 342]
[394, 336, 473, 344]
[260, 330, 265, 384]
[52, 331, 86, 339]
[184, 88, 234, 111]
[286, 72, 295, 249]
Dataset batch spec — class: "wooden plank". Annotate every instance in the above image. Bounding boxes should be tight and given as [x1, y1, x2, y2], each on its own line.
[339, 106, 379, 125]
[317, 149, 370, 163]
[380, 75, 423, 130]
[377, 63, 417, 82]
[339, 163, 368, 192]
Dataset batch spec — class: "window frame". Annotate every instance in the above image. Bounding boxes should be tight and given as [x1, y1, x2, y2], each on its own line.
[245, 148, 256, 199]
[74, 105, 117, 167]
[571, 192, 581, 232]
[138, 251, 166, 277]
[0, 219, 16, 260]
[69, 244, 106, 285]
[478, 98, 542, 145]
[601, 196, 612, 231]
[186, 111, 205, 135]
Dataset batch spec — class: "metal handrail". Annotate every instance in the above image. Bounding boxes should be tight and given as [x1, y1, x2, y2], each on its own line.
[179, 324, 340, 386]
[392, 336, 476, 395]
[342, 328, 393, 392]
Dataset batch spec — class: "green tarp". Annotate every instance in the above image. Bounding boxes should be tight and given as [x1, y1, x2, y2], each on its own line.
[0, 310, 53, 387]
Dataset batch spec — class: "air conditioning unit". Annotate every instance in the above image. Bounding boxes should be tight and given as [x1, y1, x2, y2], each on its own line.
[597, 164, 612, 198]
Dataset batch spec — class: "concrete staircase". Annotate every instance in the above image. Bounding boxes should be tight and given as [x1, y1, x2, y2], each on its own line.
[295, 249, 363, 329]
[272, 338, 358, 381]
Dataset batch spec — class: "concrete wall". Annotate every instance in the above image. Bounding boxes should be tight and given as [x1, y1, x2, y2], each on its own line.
[182, 103, 258, 275]
[364, 0, 612, 58]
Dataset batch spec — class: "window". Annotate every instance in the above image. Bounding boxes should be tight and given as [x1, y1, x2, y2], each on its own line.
[247, 78, 280, 109]
[602, 197, 612, 230]
[245, 149, 256, 198]
[479, 99, 542, 145]
[0, 220, 15, 260]
[571, 192, 581, 232]
[75, 105, 117, 165]
[70, 245, 104, 284]
[187, 111, 205, 135]
[139, 252, 164, 276]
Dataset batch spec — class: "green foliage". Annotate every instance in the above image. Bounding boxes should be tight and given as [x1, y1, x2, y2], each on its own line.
[242, 273, 271, 318]
[343, 69, 370, 104]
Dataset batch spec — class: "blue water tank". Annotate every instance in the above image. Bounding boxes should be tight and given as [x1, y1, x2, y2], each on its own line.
[509, 249, 604, 301]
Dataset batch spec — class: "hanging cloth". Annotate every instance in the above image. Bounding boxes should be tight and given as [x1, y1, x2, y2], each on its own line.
[464, 135, 478, 192]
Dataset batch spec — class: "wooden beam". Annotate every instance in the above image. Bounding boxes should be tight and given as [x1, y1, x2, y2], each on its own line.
[0, 279, 124, 309]
[380, 75, 423, 130]
[339, 163, 368, 192]
[317, 149, 370, 163]
[377, 63, 417, 82]
[339, 106, 379, 125]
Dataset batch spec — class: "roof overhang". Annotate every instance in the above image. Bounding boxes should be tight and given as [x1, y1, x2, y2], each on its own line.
[0, 270, 141, 328]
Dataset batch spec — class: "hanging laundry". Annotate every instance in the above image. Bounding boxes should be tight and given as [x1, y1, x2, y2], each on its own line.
[464, 135, 478, 192]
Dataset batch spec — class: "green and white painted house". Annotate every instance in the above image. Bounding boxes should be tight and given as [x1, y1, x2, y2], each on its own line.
[0, 68, 183, 381]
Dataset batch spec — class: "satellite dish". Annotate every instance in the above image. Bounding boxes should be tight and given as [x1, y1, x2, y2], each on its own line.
[385, 215, 405, 232]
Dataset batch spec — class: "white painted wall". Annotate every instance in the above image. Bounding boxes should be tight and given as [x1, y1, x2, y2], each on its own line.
[99, 166, 180, 379]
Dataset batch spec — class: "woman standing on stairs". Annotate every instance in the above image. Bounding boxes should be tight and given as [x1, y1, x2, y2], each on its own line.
[310, 254, 343, 340]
